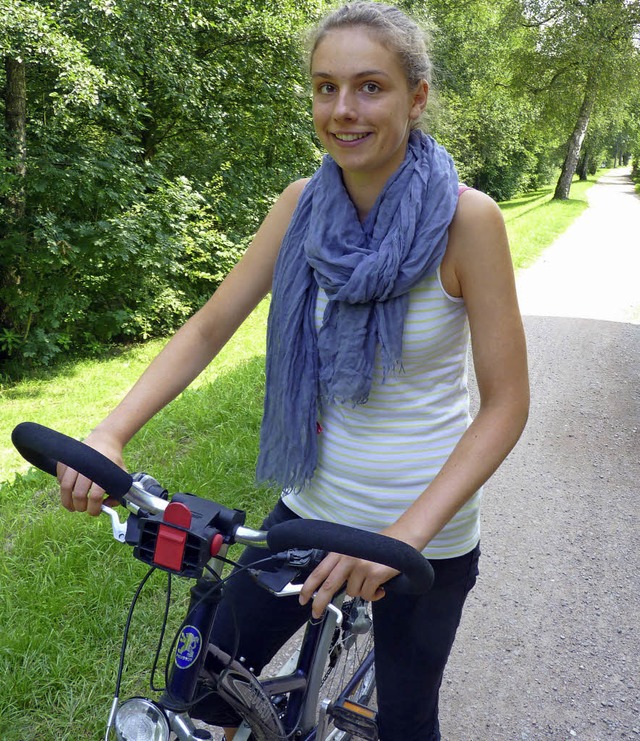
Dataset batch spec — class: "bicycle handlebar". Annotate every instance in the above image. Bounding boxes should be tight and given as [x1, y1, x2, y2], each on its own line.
[12, 422, 434, 594]
[268, 519, 434, 595]
[12, 422, 133, 499]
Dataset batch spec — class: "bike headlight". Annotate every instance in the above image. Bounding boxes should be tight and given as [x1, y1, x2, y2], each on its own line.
[114, 698, 170, 741]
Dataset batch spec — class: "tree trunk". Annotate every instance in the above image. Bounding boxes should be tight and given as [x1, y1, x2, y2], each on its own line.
[553, 83, 597, 200]
[577, 151, 589, 181]
[1, 57, 27, 335]
[4, 56, 27, 220]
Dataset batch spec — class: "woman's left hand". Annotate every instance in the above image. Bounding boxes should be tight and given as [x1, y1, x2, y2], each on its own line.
[299, 551, 399, 619]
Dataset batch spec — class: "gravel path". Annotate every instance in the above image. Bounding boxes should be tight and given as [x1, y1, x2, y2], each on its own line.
[440, 168, 640, 740]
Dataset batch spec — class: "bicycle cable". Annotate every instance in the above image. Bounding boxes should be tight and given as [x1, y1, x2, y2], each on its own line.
[149, 570, 172, 693]
[112, 565, 157, 702]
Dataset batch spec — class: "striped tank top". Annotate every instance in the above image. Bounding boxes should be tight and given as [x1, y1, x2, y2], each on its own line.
[282, 266, 482, 559]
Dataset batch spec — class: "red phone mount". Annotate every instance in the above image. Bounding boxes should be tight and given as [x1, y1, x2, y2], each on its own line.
[131, 493, 245, 578]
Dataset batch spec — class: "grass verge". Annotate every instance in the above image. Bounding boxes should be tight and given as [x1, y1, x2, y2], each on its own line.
[499, 173, 601, 269]
[0, 302, 275, 740]
[0, 300, 269, 483]
[0, 171, 605, 739]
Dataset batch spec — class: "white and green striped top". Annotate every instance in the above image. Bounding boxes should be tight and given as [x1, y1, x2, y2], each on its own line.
[282, 267, 481, 560]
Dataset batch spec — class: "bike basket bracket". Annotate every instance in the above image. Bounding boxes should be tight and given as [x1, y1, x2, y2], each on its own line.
[132, 493, 245, 578]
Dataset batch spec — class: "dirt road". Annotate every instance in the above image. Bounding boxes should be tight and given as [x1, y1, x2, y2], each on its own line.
[440, 169, 640, 740]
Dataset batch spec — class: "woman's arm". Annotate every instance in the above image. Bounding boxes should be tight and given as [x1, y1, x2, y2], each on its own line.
[301, 189, 529, 616]
[59, 179, 308, 515]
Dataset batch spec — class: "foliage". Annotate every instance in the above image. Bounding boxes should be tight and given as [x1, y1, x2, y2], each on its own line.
[1, 0, 325, 374]
[420, 0, 550, 200]
[1, 0, 639, 375]
[511, 0, 640, 197]
[408, 0, 640, 200]
[1, 167, 243, 367]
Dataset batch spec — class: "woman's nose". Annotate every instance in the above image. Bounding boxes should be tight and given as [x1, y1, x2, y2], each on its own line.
[333, 89, 357, 120]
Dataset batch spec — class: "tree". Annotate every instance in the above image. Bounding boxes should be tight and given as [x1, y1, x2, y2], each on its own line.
[3, 56, 26, 219]
[0, 0, 327, 372]
[403, 0, 562, 200]
[2, 0, 638, 373]
[1, 0, 106, 361]
[554, 72, 600, 199]
[0, 0, 104, 219]
[515, 0, 640, 199]
[0, 0, 330, 371]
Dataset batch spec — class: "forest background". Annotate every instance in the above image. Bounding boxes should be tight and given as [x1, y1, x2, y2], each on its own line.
[1, 0, 640, 375]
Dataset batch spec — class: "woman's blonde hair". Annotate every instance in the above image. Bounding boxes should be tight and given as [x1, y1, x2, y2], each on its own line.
[308, 2, 433, 89]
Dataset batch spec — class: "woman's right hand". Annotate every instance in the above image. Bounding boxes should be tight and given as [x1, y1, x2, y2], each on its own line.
[57, 429, 126, 516]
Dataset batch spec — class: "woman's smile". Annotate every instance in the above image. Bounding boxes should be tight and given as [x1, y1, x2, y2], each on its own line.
[333, 131, 372, 144]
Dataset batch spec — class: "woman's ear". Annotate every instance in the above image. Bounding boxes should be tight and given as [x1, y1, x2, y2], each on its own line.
[409, 80, 429, 121]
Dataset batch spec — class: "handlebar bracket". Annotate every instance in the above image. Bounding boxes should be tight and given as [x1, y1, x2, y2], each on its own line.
[133, 493, 246, 578]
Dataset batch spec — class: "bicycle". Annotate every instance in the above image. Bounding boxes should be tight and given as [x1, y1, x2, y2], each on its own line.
[12, 422, 434, 741]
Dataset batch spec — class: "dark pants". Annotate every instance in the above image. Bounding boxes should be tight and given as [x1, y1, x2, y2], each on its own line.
[193, 500, 480, 740]
[373, 540, 480, 740]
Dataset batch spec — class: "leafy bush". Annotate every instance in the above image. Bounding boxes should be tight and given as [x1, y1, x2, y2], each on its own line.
[0, 0, 322, 378]
[0, 175, 242, 371]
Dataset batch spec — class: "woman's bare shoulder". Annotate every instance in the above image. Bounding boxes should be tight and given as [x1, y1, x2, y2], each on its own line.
[449, 189, 508, 259]
[254, 178, 311, 242]
[280, 177, 312, 206]
[441, 189, 509, 297]
[454, 188, 504, 229]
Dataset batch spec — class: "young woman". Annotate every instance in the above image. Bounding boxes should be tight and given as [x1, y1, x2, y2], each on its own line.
[58, 4, 529, 739]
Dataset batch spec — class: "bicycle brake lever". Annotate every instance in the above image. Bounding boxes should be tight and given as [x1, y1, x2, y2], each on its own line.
[273, 583, 343, 626]
[101, 504, 127, 543]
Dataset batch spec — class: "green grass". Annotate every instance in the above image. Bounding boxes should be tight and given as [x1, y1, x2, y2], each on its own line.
[0, 301, 275, 740]
[0, 505, 190, 740]
[500, 174, 600, 270]
[0, 171, 604, 740]
[0, 299, 269, 483]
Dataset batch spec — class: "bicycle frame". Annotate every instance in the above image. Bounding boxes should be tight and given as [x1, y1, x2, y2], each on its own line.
[207, 601, 345, 741]
[162, 569, 353, 740]
[108, 539, 356, 741]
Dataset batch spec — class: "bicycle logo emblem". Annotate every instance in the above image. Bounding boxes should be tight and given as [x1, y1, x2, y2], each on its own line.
[175, 625, 202, 669]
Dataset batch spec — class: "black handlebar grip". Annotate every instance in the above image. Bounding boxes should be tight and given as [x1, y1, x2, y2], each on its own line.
[267, 519, 434, 595]
[11, 422, 133, 500]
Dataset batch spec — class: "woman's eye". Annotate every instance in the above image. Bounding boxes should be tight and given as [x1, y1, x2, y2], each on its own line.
[317, 83, 336, 95]
[362, 82, 380, 94]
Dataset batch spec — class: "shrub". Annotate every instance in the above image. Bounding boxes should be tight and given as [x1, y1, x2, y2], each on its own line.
[0, 176, 242, 372]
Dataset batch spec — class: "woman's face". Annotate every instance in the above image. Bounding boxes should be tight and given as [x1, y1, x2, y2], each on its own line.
[311, 26, 427, 191]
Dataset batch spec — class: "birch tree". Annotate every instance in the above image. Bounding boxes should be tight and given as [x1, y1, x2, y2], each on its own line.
[517, 0, 640, 199]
